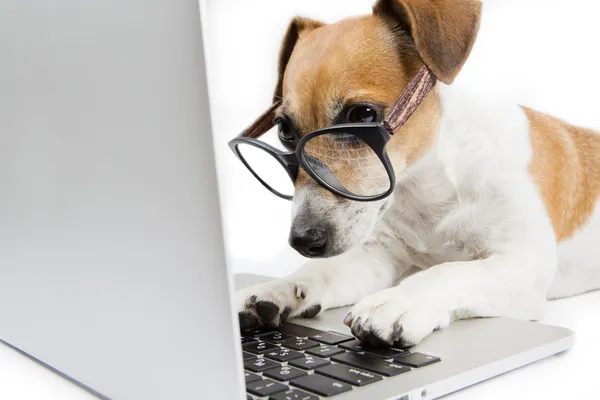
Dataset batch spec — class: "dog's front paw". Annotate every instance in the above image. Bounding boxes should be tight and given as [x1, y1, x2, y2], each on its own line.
[343, 285, 451, 347]
[236, 280, 321, 330]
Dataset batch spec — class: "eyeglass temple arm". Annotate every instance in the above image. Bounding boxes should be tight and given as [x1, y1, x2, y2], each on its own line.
[236, 101, 282, 139]
[237, 66, 435, 139]
[384, 65, 437, 136]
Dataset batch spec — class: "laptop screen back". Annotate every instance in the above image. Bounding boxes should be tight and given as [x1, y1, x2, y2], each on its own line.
[0, 1, 243, 399]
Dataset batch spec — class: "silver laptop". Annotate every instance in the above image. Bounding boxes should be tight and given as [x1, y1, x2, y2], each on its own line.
[0, 1, 573, 400]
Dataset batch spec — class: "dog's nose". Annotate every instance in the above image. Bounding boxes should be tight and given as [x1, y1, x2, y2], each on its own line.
[289, 225, 329, 258]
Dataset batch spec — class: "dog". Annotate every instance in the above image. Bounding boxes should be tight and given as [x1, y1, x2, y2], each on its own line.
[236, 0, 600, 347]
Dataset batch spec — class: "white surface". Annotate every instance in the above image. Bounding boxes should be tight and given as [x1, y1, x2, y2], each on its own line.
[1, 289, 599, 399]
[3, 0, 600, 398]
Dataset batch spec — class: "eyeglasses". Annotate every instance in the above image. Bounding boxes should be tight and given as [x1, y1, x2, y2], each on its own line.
[228, 65, 437, 202]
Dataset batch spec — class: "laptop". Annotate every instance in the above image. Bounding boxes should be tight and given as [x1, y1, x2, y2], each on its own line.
[0, 1, 573, 400]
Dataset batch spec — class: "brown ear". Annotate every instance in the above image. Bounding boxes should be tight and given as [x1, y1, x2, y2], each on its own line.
[273, 17, 325, 102]
[373, 0, 482, 84]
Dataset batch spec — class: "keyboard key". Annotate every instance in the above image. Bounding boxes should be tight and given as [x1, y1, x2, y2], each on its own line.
[393, 352, 441, 368]
[242, 336, 257, 344]
[243, 351, 255, 360]
[264, 347, 304, 362]
[288, 356, 331, 370]
[339, 340, 404, 359]
[243, 328, 274, 337]
[243, 341, 278, 354]
[245, 371, 262, 383]
[316, 363, 382, 386]
[258, 331, 294, 344]
[270, 389, 319, 400]
[246, 378, 288, 397]
[244, 357, 280, 373]
[279, 323, 324, 338]
[337, 340, 364, 352]
[331, 352, 411, 377]
[264, 366, 307, 381]
[310, 331, 353, 345]
[305, 344, 345, 358]
[290, 374, 352, 397]
[282, 338, 319, 351]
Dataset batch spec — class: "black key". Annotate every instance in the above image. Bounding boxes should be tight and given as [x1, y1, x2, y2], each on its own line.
[246, 378, 288, 397]
[247, 395, 253, 400]
[282, 338, 319, 351]
[339, 340, 405, 359]
[316, 363, 382, 387]
[264, 347, 304, 362]
[365, 346, 408, 359]
[290, 374, 352, 397]
[270, 389, 319, 400]
[243, 328, 274, 337]
[257, 331, 294, 344]
[242, 336, 257, 344]
[305, 344, 345, 358]
[331, 352, 411, 377]
[243, 351, 255, 360]
[288, 356, 331, 370]
[244, 357, 281, 373]
[245, 371, 262, 383]
[243, 341, 278, 354]
[309, 331, 353, 345]
[264, 366, 307, 382]
[393, 352, 441, 368]
[279, 323, 324, 338]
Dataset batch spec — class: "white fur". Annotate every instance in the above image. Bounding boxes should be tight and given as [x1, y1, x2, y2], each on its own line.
[236, 84, 599, 345]
[549, 203, 600, 299]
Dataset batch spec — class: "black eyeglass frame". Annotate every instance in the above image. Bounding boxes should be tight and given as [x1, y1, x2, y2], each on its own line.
[228, 65, 437, 202]
[228, 122, 396, 202]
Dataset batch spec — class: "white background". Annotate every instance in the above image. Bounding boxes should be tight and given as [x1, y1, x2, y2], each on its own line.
[2, 0, 600, 399]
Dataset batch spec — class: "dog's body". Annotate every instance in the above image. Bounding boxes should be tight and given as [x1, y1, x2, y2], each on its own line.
[236, 0, 600, 346]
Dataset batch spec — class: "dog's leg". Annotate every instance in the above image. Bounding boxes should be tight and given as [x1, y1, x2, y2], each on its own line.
[344, 252, 556, 346]
[236, 244, 400, 330]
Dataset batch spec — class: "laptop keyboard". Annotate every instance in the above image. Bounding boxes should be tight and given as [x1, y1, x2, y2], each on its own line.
[241, 323, 441, 399]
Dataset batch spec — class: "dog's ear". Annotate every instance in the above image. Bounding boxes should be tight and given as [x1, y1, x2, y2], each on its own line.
[273, 17, 325, 102]
[373, 0, 482, 84]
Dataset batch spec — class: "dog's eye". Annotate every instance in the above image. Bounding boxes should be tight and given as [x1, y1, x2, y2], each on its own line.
[276, 117, 294, 142]
[347, 105, 377, 123]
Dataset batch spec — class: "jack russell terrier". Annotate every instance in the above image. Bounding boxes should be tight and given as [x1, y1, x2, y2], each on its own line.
[230, 0, 600, 346]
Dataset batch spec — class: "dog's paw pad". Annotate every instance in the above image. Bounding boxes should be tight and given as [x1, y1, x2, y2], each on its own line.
[238, 311, 260, 330]
[280, 307, 292, 323]
[255, 301, 280, 321]
[362, 331, 392, 347]
[299, 304, 321, 319]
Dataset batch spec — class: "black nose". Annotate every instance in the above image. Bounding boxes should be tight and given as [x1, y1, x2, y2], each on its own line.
[289, 225, 329, 258]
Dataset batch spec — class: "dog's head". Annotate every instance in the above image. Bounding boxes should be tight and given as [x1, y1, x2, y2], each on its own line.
[276, 0, 481, 258]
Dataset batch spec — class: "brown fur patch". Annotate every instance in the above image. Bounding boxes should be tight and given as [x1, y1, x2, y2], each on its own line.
[525, 107, 600, 240]
[278, 15, 440, 193]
